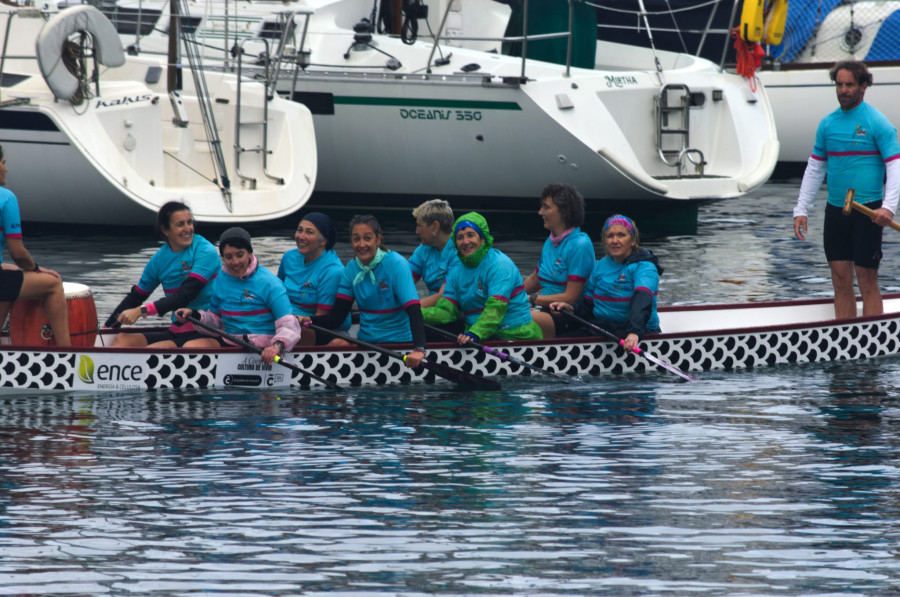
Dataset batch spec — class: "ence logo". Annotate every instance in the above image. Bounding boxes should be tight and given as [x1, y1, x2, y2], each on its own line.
[77, 355, 144, 386]
[78, 355, 95, 384]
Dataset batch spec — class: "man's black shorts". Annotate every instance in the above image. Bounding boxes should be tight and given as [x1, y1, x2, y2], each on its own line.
[0, 269, 24, 302]
[823, 200, 884, 269]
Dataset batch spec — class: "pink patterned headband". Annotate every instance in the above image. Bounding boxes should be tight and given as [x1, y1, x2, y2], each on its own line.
[603, 215, 635, 233]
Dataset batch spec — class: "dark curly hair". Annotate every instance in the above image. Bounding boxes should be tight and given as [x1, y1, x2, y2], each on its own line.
[829, 60, 873, 87]
[540, 183, 585, 229]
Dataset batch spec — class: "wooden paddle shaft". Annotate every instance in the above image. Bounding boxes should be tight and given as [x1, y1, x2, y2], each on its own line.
[842, 189, 900, 232]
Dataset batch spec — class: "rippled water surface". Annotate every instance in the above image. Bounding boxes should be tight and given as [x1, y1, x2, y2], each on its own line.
[3, 182, 900, 595]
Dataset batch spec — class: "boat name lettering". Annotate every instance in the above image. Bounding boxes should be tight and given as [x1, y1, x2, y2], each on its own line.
[95, 94, 154, 109]
[237, 363, 273, 371]
[400, 108, 482, 121]
[605, 75, 639, 88]
[95, 363, 143, 381]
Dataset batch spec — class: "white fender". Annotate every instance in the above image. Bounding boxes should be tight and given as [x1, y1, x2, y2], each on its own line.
[35, 5, 125, 101]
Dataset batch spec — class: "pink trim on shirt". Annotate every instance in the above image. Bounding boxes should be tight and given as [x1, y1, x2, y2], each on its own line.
[220, 308, 272, 317]
[827, 150, 881, 157]
[359, 306, 403, 315]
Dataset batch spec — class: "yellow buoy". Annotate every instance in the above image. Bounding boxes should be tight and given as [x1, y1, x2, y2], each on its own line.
[740, 0, 766, 43]
[764, 0, 789, 45]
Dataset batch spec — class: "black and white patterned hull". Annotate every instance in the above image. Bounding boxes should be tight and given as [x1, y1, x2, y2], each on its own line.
[2, 295, 899, 393]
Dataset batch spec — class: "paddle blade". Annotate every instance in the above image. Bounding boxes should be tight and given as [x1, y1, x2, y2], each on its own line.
[422, 358, 502, 390]
[636, 349, 698, 382]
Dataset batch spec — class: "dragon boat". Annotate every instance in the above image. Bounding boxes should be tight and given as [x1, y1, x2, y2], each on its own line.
[1, 286, 899, 393]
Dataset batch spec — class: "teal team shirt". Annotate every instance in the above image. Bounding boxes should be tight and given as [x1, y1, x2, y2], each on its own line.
[443, 248, 533, 330]
[0, 187, 23, 262]
[813, 102, 900, 207]
[408, 238, 458, 293]
[535, 228, 594, 295]
[336, 251, 420, 343]
[210, 261, 294, 336]
[136, 235, 220, 323]
[584, 256, 660, 331]
[278, 249, 350, 330]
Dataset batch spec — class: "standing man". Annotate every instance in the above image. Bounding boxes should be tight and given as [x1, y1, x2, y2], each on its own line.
[793, 60, 900, 318]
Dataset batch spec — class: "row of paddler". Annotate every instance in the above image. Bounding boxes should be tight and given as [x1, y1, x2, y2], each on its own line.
[5, 185, 665, 376]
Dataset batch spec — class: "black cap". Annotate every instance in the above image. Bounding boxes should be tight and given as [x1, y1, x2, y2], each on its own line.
[219, 226, 253, 254]
[301, 212, 337, 250]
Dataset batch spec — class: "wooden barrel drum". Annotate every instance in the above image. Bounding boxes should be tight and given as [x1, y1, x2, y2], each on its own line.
[9, 281, 98, 347]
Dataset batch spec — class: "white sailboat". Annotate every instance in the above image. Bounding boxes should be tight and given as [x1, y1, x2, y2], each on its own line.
[592, 0, 900, 177]
[0, 3, 317, 225]
[94, 0, 779, 231]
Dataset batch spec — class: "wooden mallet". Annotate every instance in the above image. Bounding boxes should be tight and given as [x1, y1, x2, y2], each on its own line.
[842, 189, 900, 232]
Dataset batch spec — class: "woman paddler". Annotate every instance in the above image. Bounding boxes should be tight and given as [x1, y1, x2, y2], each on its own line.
[423, 212, 543, 344]
[408, 199, 457, 309]
[277, 212, 349, 346]
[174, 227, 301, 365]
[551, 214, 662, 351]
[301, 214, 427, 369]
[0, 145, 71, 346]
[523, 183, 595, 339]
[105, 201, 220, 347]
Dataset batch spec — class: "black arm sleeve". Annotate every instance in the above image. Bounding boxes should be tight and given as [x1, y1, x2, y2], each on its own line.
[405, 303, 427, 350]
[151, 276, 207, 316]
[103, 285, 145, 327]
[572, 296, 593, 321]
[626, 290, 654, 338]
[310, 296, 353, 330]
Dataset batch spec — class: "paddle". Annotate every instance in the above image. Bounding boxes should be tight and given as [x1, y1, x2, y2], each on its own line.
[559, 310, 698, 382]
[187, 316, 341, 390]
[304, 322, 502, 389]
[424, 324, 576, 383]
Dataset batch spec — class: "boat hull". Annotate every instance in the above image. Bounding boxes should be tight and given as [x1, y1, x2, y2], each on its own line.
[3, 295, 899, 393]
[0, 7, 317, 225]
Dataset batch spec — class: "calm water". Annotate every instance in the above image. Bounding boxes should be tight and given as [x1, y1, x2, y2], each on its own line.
[3, 181, 900, 595]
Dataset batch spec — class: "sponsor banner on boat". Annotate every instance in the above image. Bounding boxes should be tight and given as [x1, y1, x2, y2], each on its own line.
[216, 354, 291, 389]
[73, 353, 148, 391]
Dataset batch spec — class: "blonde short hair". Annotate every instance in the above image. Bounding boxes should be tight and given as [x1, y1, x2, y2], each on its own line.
[412, 199, 454, 234]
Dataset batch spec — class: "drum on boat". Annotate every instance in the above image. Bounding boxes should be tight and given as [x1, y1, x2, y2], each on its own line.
[9, 281, 98, 347]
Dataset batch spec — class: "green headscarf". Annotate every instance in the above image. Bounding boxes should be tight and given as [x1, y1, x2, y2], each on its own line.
[453, 211, 494, 268]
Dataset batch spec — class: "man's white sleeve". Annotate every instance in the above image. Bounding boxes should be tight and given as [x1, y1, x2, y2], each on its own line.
[883, 158, 900, 215]
[793, 156, 827, 218]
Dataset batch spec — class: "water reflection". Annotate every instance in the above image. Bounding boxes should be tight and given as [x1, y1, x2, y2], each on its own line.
[1, 370, 900, 594]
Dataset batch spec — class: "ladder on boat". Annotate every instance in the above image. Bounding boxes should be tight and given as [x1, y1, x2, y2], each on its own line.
[655, 83, 706, 177]
[232, 9, 312, 188]
[235, 37, 283, 189]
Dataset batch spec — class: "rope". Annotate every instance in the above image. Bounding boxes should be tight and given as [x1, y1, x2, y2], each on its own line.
[61, 35, 91, 106]
[731, 27, 758, 92]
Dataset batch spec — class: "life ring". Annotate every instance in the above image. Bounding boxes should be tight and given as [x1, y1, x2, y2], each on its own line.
[35, 5, 125, 102]
[740, 0, 765, 43]
[763, 0, 789, 45]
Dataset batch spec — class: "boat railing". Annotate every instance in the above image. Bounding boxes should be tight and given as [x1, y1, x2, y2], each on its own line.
[0, 6, 43, 106]
[426, 0, 576, 80]
[249, 1, 575, 85]
[590, 0, 739, 70]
